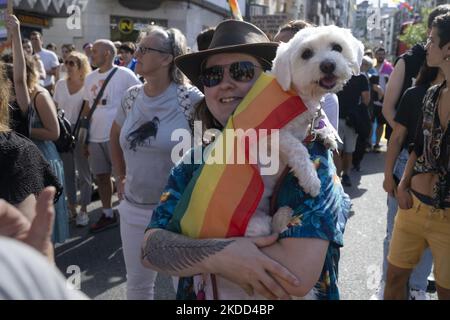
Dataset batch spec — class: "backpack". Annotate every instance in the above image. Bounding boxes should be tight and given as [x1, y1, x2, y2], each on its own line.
[54, 108, 76, 153]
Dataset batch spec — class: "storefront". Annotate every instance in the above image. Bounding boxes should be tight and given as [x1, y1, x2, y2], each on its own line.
[110, 15, 167, 42]
[13, 0, 78, 38]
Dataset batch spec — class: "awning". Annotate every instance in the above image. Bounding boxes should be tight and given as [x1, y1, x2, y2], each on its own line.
[13, 0, 83, 18]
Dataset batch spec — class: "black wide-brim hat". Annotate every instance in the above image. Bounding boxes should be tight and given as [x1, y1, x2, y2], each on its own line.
[175, 20, 278, 90]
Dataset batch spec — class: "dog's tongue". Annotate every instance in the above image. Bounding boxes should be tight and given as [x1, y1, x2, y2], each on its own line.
[319, 76, 337, 89]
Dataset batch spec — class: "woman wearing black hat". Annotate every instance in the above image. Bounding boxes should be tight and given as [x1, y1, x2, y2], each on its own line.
[141, 20, 350, 300]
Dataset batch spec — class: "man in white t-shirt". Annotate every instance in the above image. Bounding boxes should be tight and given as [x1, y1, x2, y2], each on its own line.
[82, 39, 141, 232]
[30, 31, 60, 94]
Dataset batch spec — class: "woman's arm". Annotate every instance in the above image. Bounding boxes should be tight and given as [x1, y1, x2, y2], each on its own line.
[383, 122, 408, 195]
[141, 228, 300, 299]
[31, 91, 59, 141]
[382, 59, 405, 128]
[7, 15, 29, 115]
[374, 84, 384, 100]
[397, 151, 417, 209]
[110, 121, 126, 199]
[261, 237, 329, 297]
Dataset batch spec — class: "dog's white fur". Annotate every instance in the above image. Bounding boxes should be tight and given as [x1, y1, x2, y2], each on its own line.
[244, 25, 363, 300]
[270, 25, 364, 197]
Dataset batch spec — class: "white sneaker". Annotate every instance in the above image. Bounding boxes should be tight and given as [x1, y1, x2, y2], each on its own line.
[409, 289, 430, 300]
[370, 281, 385, 300]
[76, 212, 89, 227]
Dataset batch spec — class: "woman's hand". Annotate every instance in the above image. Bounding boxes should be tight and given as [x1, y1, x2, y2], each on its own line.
[383, 174, 397, 196]
[397, 181, 413, 210]
[206, 234, 300, 300]
[0, 187, 55, 262]
[116, 176, 126, 200]
[5, 15, 20, 37]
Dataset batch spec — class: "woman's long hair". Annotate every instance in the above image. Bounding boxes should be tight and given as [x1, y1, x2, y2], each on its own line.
[415, 63, 439, 87]
[0, 62, 12, 133]
[25, 55, 39, 93]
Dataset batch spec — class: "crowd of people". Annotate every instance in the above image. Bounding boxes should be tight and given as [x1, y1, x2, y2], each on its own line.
[0, 4, 450, 300]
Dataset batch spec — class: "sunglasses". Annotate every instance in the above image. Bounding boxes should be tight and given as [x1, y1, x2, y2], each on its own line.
[64, 60, 77, 67]
[200, 61, 260, 88]
[136, 45, 170, 55]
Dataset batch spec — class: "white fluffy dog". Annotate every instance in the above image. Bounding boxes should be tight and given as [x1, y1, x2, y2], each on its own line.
[270, 25, 364, 197]
[244, 25, 363, 299]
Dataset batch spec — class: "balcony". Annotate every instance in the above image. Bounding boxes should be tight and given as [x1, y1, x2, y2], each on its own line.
[118, 0, 164, 11]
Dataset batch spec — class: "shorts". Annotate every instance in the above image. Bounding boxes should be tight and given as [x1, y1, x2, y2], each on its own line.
[372, 103, 386, 125]
[88, 141, 112, 175]
[388, 193, 450, 289]
[337, 118, 358, 153]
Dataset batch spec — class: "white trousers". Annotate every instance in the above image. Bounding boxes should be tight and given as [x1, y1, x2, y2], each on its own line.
[119, 200, 158, 300]
[118, 199, 178, 299]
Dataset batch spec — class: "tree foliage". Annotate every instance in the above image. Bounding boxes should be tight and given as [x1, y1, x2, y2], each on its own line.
[399, 8, 431, 47]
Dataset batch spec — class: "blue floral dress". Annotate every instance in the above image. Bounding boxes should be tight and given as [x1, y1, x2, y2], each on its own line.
[149, 141, 350, 299]
[31, 105, 69, 244]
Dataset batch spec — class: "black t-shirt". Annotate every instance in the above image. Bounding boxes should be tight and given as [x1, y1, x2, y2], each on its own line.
[0, 131, 62, 204]
[337, 74, 369, 118]
[386, 43, 427, 139]
[394, 85, 428, 150]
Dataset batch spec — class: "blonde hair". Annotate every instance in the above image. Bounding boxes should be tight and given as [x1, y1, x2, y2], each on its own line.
[66, 51, 92, 80]
[25, 55, 39, 93]
[0, 62, 12, 133]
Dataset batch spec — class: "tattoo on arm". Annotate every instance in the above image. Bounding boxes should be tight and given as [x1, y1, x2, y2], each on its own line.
[142, 230, 234, 272]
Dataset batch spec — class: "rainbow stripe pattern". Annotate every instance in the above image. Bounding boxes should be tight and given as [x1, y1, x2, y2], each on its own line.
[167, 73, 308, 238]
[228, 0, 243, 21]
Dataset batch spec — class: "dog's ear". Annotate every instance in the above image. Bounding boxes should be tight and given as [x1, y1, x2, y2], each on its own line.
[347, 30, 364, 75]
[271, 42, 292, 91]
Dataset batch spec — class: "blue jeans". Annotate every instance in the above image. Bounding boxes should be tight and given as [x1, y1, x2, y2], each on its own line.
[382, 149, 433, 291]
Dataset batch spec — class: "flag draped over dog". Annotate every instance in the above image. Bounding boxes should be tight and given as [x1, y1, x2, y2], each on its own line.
[167, 73, 308, 238]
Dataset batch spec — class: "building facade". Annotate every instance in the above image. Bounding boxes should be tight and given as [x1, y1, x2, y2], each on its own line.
[248, 0, 355, 39]
[17, 0, 247, 52]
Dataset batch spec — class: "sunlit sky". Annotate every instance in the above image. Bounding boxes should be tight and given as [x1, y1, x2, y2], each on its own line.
[357, 0, 397, 6]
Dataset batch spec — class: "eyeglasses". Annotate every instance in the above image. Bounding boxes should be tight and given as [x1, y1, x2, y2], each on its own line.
[64, 60, 77, 67]
[136, 45, 170, 55]
[200, 61, 261, 88]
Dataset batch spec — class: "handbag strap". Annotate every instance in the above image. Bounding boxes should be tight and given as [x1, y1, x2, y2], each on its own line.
[72, 100, 85, 134]
[85, 67, 118, 122]
[31, 91, 44, 121]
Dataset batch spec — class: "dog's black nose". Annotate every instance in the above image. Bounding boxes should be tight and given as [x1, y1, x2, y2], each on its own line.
[320, 60, 336, 74]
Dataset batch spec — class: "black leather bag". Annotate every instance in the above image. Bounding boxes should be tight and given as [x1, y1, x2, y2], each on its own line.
[346, 103, 372, 138]
[33, 92, 76, 153]
[54, 109, 76, 153]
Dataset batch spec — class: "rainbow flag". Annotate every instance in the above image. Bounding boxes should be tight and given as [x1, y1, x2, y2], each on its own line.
[228, 0, 243, 21]
[166, 73, 308, 238]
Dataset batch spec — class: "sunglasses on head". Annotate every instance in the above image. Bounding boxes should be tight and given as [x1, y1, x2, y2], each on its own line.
[64, 60, 77, 67]
[200, 61, 261, 88]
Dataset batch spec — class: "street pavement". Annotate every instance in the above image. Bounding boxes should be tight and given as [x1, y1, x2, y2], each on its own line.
[55, 144, 437, 300]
